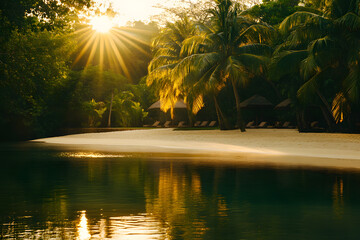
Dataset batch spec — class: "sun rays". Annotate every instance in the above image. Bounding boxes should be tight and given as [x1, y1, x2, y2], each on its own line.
[90, 16, 114, 33]
[72, 18, 154, 81]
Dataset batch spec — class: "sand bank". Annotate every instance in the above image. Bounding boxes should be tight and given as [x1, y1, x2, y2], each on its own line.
[33, 129, 360, 169]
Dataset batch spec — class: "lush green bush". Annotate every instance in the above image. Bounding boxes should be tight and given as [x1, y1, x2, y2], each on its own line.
[0, 29, 74, 140]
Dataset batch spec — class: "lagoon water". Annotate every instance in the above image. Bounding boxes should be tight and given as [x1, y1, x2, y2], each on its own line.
[1, 144, 360, 239]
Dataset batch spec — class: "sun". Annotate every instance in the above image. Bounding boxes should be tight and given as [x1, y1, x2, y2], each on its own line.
[90, 16, 114, 33]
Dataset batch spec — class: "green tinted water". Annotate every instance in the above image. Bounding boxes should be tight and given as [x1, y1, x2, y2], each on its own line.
[1, 144, 360, 239]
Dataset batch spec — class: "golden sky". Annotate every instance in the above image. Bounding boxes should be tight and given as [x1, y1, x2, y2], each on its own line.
[107, 0, 176, 26]
[93, 0, 261, 26]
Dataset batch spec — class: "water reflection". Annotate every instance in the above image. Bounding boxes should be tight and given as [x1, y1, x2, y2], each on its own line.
[2, 213, 169, 239]
[60, 152, 127, 158]
[108, 215, 168, 239]
[74, 211, 168, 240]
[145, 165, 209, 238]
[332, 178, 344, 219]
[2, 148, 360, 239]
[77, 211, 91, 240]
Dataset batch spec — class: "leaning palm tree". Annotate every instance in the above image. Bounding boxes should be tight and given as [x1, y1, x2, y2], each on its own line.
[148, 0, 274, 130]
[174, 0, 274, 131]
[147, 17, 200, 119]
[272, 0, 360, 130]
[147, 15, 230, 128]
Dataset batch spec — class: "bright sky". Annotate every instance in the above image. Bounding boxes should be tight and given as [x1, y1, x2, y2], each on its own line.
[107, 0, 175, 26]
[93, 0, 260, 26]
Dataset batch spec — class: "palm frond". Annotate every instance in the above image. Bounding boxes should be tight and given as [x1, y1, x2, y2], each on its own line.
[208, 63, 225, 92]
[270, 50, 308, 80]
[344, 66, 360, 104]
[148, 55, 178, 71]
[235, 44, 273, 57]
[239, 24, 275, 45]
[297, 71, 320, 103]
[332, 92, 351, 123]
[335, 12, 360, 31]
[172, 52, 221, 84]
[234, 53, 269, 74]
[325, 0, 359, 19]
[300, 55, 317, 81]
[147, 63, 176, 86]
[284, 25, 327, 49]
[307, 37, 341, 69]
[279, 11, 322, 34]
[226, 56, 248, 86]
[294, 6, 323, 15]
[180, 34, 206, 57]
[185, 93, 204, 114]
[297, 67, 333, 103]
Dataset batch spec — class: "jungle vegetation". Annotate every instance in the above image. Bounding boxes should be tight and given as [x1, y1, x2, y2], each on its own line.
[1, 0, 359, 140]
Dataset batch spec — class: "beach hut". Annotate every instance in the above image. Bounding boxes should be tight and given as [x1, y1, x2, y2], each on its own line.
[240, 95, 273, 109]
[274, 98, 297, 127]
[274, 98, 291, 110]
[148, 100, 187, 110]
[147, 100, 188, 123]
[240, 95, 273, 125]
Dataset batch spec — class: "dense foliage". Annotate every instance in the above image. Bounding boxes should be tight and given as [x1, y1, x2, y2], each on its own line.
[1, 0, 359, 140]
[0, 0, 157, 140]
[149, 0, 360, 132]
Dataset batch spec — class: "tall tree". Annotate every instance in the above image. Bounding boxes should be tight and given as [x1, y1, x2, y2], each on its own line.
[148, 0, 274, 130]
[244, 0, 300, 25]
[0, 29, 75, 139]
[271, 0, 360, 131]
[147, 17, 200, 120]
[174, 0, 274, 131]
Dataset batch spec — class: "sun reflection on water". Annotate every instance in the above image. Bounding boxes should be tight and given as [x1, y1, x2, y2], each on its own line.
[108, 214, 169, 239]
[77, 211, 91, 240]
[60, 152, 127, 158]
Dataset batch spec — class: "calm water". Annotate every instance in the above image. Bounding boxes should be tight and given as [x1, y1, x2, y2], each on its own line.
[1, 144, 360, 239]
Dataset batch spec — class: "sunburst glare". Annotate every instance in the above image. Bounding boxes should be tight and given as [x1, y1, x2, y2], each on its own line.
[90, 16, 114, 33]
[73, 19, 153, 81]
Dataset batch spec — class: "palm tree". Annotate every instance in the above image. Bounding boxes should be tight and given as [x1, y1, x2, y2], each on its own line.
[175, 0, 274, 131]
[272, 0, 360, 131]
[147, 17, 200, 121]
[147, 16, 231, 128]
[148, 0, 274, 130]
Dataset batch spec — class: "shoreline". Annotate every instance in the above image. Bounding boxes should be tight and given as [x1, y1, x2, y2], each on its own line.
[32, 128, 360, 170]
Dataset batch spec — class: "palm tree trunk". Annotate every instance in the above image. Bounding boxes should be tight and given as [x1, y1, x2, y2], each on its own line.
[231, 79, 245, 132]
[107, 91, 114, 127]
[316, 89, 336, 131]
[213, 95, 231, 130]
[296, 108, 307, 132]
[319, 105, 335, 132]
[187, 107, 194, 127]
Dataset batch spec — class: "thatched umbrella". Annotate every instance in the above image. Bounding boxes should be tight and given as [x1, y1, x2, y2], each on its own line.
[240, 95, 273, 109]
[274, 98, 291, 110]
[240, 95, 273, 124]
[147, 100, 188, 122]
[148, 100, 187, 110]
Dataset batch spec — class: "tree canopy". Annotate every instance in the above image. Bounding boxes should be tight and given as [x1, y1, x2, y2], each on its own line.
[1, 0, 360, 140]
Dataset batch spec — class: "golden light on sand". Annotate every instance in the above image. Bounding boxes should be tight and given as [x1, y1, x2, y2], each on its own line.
[90, 16, 114, 33]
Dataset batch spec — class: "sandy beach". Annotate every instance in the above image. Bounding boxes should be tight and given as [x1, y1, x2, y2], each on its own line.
[33, 129, 360, 169]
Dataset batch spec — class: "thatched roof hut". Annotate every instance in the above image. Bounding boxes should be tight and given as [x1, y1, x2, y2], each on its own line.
[274, 98, 291, 110]
[148, 100, 187, 110]
[240, 95, 273, 109]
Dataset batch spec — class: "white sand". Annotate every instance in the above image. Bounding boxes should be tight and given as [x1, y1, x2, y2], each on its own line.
[32, 129, 360, 169]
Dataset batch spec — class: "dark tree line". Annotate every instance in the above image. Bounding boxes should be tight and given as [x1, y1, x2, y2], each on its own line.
[1, 0, 359, 140]
[148, 0, 360, 132]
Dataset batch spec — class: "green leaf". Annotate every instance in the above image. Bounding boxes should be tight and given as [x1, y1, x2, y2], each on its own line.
[279, 11, 323, 34]
[335, 12, 360, 31]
